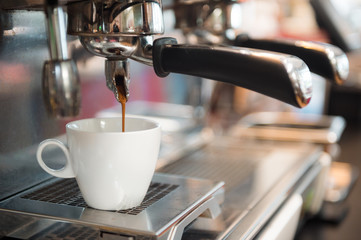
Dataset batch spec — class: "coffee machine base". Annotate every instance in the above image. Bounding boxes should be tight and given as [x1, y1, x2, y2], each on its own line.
[0, 173, 224, 240]
[0, 136, 328, 240]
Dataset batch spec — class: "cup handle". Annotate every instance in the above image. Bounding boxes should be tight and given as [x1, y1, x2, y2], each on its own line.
[36, 139, 75, 178]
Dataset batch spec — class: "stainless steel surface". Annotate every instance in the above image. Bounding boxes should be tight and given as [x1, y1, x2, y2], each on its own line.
[0, 135, 323, 239]
[255, 194, 303, 240]
[304, 40, 348, 85]
[159, 137, 323, 239]
[8, 220, 99, 239]
[45, 2, 68, 60]
[0, 2, 333, 240]
[160, 138, 321, 207]
[230, 111, 359, 208]
[0, 1, 79, 10]
[173, 0, 349, 85]
[225, 151, 325, 240]
[80, 35, 154, 64]
[0, 0, 175, 10]
[66, 0, 163, 102]
[43, 1, 81, 117]
[0, 0, 316, 113]
[105, 59, 130, 102]
[0, 10, 67, 153]
[67, 0, 164, 36]
[231, 112, 346, 144]
[20, 179, 179, 214]
[173, 0, 243, 44]
[235, 36, 350, 85]
[280, 52, 313, 107]
[293, 40, 349, 85]
[42, 59, 81, 117]
[0, 173, 224, 240]
[0, 135, 66, 201]
[66, 0, 314, 108]
[171, 0, 349, 120]
[308, 41, 349, 85]
[296, 124, 361, 240]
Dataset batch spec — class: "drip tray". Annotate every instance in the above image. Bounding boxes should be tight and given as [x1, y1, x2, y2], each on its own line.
[0, 173, 224, 240]
[21, 179, 179, 215]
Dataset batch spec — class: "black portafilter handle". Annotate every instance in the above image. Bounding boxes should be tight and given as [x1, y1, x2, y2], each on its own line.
[234, 34, 349, 85]
[152, 37, 312, 108]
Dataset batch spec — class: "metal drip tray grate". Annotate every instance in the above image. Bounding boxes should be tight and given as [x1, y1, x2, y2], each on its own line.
[2, 173, 224, 240]
[29, 222, 98, 240]
[21, 178, 178, 215]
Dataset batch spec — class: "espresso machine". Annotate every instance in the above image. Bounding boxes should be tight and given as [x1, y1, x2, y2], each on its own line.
[0, 0, 350, 239]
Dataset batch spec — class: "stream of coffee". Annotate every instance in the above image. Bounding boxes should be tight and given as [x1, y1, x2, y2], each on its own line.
[115, 83, 127, 132]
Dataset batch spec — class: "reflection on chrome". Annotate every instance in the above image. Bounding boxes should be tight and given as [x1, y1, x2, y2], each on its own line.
[282, 56, 313, 107]
[297, 40, 349, 84]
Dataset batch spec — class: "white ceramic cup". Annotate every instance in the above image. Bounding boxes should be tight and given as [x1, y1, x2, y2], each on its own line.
[36, 117, 161, 211]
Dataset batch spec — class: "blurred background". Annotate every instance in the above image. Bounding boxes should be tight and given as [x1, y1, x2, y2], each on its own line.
[1, 0, 361, 239]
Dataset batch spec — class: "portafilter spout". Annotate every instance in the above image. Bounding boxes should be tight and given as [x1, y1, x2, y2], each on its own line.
[105, 59, 130, 103]
[42, 0, 81, 118]
[67, 0, 162, 103]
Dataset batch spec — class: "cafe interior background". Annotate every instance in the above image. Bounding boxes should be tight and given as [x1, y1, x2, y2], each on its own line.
[1, 0, 361, 239]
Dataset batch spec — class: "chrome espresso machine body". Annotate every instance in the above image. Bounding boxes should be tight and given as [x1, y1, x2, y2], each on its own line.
[0, 0, 349, 239]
